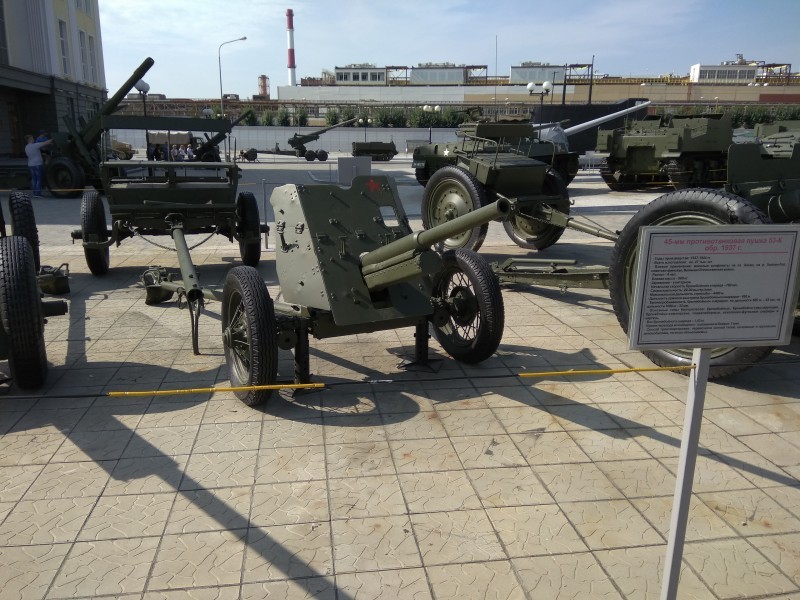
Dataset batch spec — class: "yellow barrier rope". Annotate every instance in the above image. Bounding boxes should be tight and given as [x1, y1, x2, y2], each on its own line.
[107, 382, 325, 397]
[519, 365, 696, 378]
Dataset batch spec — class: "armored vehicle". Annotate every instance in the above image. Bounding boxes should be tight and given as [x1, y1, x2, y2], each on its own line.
[597, 113, 733, 191]
[352, 140, 398, 161]
[413, 101, 651, 187]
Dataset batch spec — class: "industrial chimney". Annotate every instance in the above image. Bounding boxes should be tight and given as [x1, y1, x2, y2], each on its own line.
[286, 8, 296, 86]
[258, 74, 270, 99]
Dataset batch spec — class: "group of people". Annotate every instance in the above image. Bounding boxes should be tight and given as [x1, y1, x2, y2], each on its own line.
[146, 143, 195, 161]
[24, 130, 53, 197]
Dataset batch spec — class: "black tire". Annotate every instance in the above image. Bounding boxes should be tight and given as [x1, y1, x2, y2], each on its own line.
[44, 157, 85, 198]
[236, 191, 261, 267]
[80, 190, 110, 276]
[609, 188, 775, 379]
[503, 169, 570, 251]
[8, 191, 40, 271]
[222, 266, 278, 406]
[316, 150, 329, 162]
[422, 165, 489, 252]
[431, 249, 504, 363]
[200, 150, 219, 162]
[0, 237, 47, 389]
[304, 150, 316, 162]
[415, 168, 429, 187]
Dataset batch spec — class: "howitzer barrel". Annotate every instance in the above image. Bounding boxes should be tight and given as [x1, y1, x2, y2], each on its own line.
[361, 199, 511, 268]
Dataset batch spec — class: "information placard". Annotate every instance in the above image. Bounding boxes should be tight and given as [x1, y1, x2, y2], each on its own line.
[629, 225, 800, 350]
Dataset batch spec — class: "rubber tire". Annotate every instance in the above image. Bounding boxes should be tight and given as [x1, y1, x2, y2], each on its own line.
[200, 151, 219, 162]
[415, 168, 429, 187]
[236, 191, 261, 267]
[503, 169, 570, 251]
[8, 191, 40, 271]
[0, 236, 48, 389]
[609, 188, 775, 379]
[44, 157, 85, 198]
[422, 165, 489, 252]
[431, 249, 504, 363]
[316, 150, 329, 162]
[81, 190, 110, 276]
[305, 150, 316, 162]
[222, 266, 278, 406]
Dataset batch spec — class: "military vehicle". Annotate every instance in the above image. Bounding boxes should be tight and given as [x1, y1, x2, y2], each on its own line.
[413, 101, 651, 187]
[754, 120, 800, 158]
[596, 113, 733, 191]
[352, 140, 398, 161]
[139, 175, 508, 406]
[262, 117, 359, 161]
[1, 191, 69, 389]
[110, 139, 135, 160]
[43, 57, 246, 197]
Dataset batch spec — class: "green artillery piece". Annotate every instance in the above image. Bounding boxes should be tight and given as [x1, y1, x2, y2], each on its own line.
[596, 113, 733, 190]
[140, 175, 509, 406]
[45, 57, 156, 198]
[263, 117, 360, 161]
[0, 192, 69, 389]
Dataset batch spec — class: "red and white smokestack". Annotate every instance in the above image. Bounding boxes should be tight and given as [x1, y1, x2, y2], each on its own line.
[286, 8, 296, 87]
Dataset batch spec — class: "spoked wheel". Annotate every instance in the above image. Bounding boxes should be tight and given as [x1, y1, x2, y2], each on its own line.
[222, 266, 278, 406]
[44, 157, 85, 198]
[422, 165, 489, 252]
[430, 249, 504, 363]
[236, 191, 261, 267]
[609, 188, 775, 379]
[0, 236, 48, 389]
[80, 190, 110, 276]
[8, 191, 40, 271]
[503, 169, 570, 251]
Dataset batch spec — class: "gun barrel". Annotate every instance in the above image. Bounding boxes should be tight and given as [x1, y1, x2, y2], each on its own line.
[361, 199, 511, 268]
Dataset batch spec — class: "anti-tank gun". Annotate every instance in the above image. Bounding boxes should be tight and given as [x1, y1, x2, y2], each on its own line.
[45, 57, 155, 197]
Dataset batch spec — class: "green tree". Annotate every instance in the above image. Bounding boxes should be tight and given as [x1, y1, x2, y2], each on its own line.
[296, 109, 308, 127]
[276, 108, 291, 126]
[340, 107, 357, 124]
[260, 109, 274, 126]
[325, 109, 340, 126]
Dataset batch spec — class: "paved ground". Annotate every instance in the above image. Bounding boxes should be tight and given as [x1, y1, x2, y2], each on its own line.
[1, 157, 799, 599]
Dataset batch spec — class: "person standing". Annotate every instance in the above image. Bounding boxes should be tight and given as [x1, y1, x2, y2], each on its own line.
[25, 134, 53, 197]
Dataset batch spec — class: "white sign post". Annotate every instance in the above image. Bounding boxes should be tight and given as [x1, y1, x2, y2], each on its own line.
[627, 224, 800, 600]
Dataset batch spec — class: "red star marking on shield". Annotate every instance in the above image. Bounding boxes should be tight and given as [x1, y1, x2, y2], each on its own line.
[367, 179, 382, 193]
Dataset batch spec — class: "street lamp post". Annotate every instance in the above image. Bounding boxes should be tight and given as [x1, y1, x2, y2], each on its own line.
[423, 104, 440, 142]
[134, 79, 150, 152]
[527, 81, 552, 127]
[358, 117, 373, 142]
[218, 36, 246, 160]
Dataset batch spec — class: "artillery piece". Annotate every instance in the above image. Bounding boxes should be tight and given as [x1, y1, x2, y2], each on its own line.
[140, 175, 509, 406]
[596, 113, 733, 191]
[262, 117, 359, 161]
[44, 57, 155, 198]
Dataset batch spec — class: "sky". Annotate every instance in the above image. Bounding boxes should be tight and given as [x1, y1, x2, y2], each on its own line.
[98, 0, 800, 100]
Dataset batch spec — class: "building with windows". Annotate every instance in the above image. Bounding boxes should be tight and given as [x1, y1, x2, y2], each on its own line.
[0, 0, 105, 155]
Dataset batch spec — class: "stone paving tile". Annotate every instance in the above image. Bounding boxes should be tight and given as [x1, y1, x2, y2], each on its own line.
[243, 522, 333, 583]
[48, 537, 160, 598]
[560, 499, 664, 550]
[259, 418, 324, 448]
[191, 422, 262, 454]
[0, 464, 45, 502]
[435, 408, 505, 438]
[328, 474, 406, 521]
[740, 433, 800, 468]
[748, 533, 800, 586]
[335, 568, 431, 599]
[148, 529, 247, 590]
[144, 584, 242, 599]
[331, 515, 421, 573]
[320, 414, 386, 444]
[511, 431, 590, 465]
[570, 429, 651, 461]
[255, 445, 327, 483]
[535, 462, 625, 502]
[389, 437, 463, 473]
[684, 538, 797, 598]
[512, 552, 624, 599]
[123, 425, 200, 458]
[181, 451, 258, 490]
[737, 403, 800, 434]
[240, 578, 336, 599]
[716, 450, 797, 490]
[104, 455, 189, 496]
[250, 480, 329, 526]
[0, 496, 95, 545]
[487, 504, 587, 557]
[594, 544, 715, 599]
[595, 458, 676, 498]
[166, 486, 254, 534]
[399, 470, 482, 513]
[79, 492, 175, 540]
[380, 410, 448, 440]
[6, 407, 87, 435]
[451, 434, 527, 469]
[467, 466, 552, 508]
[0, 543, 71, 599]
[545, 403, 621, 430]
[410, 509, 505, 567]
[425, 560, 526, 599]
[699, 488, 800, 536]
[632, 495, 737, 542]
[24, 460, 113, 500]
[663, 453, 757, 493]
[50, 428, 134, 462]
[0, 432, 67, 466]
[703, 407, 772, 436]
[325, 441, 395, 479]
